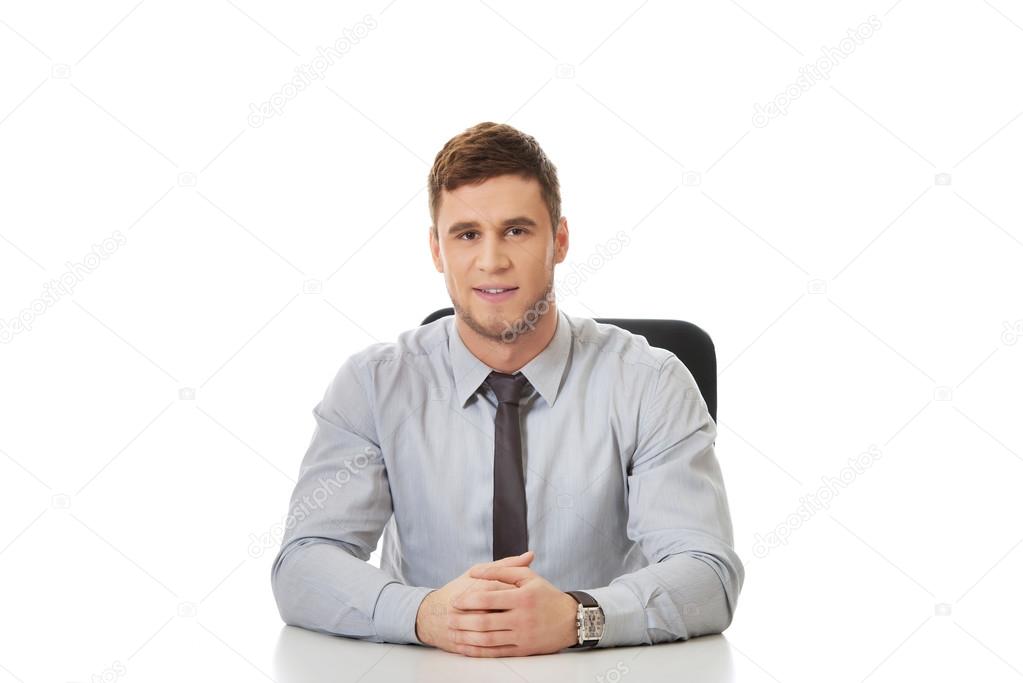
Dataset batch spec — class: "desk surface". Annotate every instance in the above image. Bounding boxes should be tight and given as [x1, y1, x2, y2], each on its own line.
[273, 626, 743, 682]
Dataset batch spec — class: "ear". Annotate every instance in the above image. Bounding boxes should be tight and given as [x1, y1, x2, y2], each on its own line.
[553, 216, 569, 265]
[429, 226, 444, 273]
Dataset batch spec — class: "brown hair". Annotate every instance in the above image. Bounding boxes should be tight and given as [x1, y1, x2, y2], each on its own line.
[428, 122, 561, 239]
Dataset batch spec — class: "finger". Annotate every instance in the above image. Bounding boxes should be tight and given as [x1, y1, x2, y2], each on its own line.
[489, 550, 534, 565]
[463, 551, 533, 580]
[468, 565, 533, 585]
[448, 609, 513, 632]
[455, 643, 521, 658]
[466, 578, 518, 591]
[449, 627, 516, 648]
[448, 578, 515, 613]
[451, 578, 515, 606]
[452, 586, 522, 611]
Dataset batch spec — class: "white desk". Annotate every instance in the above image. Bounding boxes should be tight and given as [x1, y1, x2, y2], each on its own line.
[273, 626, 739, 682]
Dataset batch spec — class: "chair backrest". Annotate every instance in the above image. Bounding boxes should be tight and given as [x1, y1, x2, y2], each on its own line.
[420, 308, 717, 422]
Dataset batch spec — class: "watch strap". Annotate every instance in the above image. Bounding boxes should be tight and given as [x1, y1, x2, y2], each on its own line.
[566, 590, 600, 648]
[567, 590, 598, 608]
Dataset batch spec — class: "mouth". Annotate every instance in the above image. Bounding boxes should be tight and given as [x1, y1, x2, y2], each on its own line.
[473, 287, 519, 303]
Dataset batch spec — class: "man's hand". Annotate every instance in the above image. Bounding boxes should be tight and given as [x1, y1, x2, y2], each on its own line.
[415, 551, 533, 652]
[446, 552, 580, 657]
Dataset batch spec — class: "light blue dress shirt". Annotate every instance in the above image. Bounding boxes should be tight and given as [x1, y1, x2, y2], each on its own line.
[270, 308, 744, 647]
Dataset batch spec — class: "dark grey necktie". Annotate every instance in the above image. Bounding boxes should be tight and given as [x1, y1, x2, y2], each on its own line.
[484, 371, 532, 560]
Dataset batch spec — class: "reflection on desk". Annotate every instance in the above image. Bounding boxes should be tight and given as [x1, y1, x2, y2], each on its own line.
[273, 625, 737, 682]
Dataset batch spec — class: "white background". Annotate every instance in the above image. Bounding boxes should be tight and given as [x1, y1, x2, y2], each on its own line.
[1, 1, 1022, 681]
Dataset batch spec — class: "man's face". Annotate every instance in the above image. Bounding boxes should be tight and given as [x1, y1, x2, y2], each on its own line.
[430, 174, 568, 343]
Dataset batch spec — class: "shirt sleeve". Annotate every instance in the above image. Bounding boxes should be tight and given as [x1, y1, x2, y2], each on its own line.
[269, 354, 432, 645]
[578, 354, 745, 648]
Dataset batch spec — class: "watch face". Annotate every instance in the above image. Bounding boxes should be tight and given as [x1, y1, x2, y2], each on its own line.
[582, 607, 604, 639]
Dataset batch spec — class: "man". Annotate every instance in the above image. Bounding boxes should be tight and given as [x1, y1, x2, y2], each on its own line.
[270, 122, 744, 657]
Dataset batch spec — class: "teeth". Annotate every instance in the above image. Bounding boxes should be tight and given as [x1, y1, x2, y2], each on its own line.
[482, 289, 507, 293]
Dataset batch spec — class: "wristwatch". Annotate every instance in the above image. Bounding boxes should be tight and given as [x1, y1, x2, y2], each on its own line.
[566, 590, 604, 648]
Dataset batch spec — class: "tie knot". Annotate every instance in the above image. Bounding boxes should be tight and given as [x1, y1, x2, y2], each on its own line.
[484, 371, 531, 405]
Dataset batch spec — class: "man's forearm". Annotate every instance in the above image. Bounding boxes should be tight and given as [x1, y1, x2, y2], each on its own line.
[581, 550, 743, 648]
[271, 537, 432, 644]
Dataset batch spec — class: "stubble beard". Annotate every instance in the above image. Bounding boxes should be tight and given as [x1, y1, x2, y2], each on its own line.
[452, 271, 555, 345]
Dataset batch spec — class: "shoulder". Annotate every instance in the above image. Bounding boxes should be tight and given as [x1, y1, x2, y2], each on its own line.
[567, 312, 674, 373]
[347, 315, 450, 369]
[566, 311, 706, 416]
[321, 317, 449, 405]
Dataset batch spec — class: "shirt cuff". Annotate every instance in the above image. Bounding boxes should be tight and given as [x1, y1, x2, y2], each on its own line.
[583, 583, 648, 648]
[372, 582, 434, 645]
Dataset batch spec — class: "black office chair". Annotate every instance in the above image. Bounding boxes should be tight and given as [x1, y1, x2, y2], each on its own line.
[420, 308, 717, 422]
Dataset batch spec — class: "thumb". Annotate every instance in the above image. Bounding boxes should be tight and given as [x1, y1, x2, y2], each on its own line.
[493, 550, 534, 566]
[465, 551, 534, 578]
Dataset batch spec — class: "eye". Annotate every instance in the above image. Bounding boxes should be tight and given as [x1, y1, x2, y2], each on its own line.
[456, 227, 528, 240]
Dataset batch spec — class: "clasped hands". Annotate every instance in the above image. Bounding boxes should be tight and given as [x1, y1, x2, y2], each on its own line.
[414, 550, 580, 657]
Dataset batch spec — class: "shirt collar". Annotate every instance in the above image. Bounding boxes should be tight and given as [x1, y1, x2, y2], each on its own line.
[449, 308, 572, 409]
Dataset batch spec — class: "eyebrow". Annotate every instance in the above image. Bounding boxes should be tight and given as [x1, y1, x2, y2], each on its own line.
[446, 216, 539, 235]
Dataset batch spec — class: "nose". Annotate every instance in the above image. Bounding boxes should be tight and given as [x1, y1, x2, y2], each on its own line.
[477, 233, 512, 272]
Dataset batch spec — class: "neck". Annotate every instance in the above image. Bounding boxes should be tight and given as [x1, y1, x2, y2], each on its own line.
[457, 305, 560, 374]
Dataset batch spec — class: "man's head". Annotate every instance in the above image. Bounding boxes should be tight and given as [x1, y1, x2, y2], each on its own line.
[429, 122, 568, 345]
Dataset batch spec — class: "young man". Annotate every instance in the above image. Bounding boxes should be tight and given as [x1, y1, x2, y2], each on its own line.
[271, 122, 743, 657]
